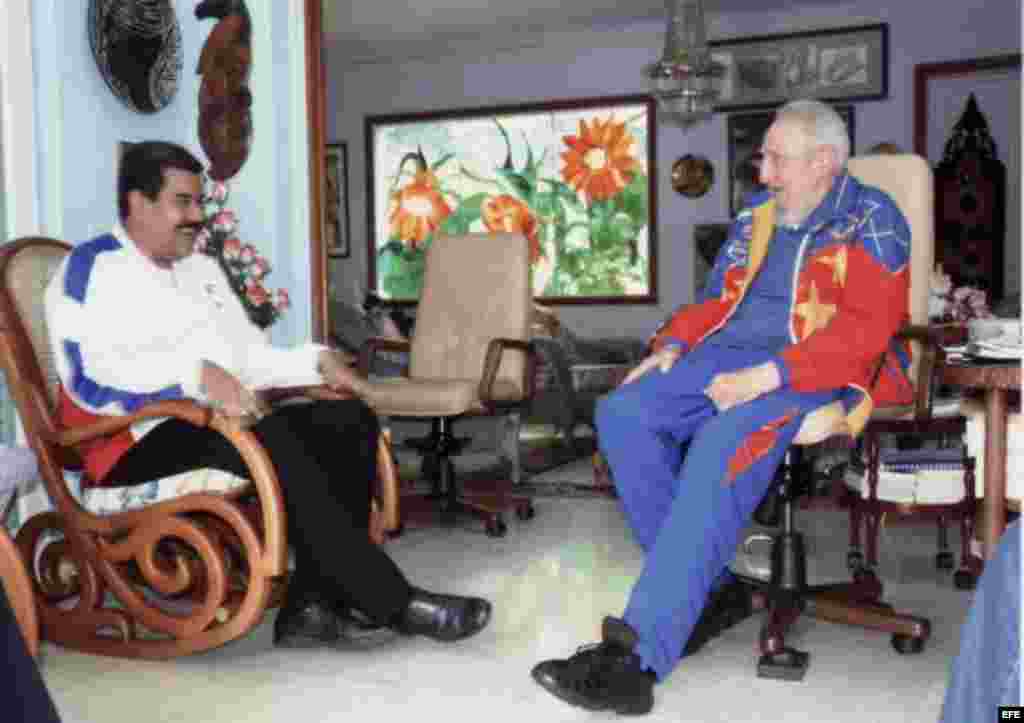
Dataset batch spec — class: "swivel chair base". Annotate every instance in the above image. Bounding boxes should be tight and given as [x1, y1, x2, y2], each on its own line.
[401, 418, 534, 538]
[748, 453, 932, 681]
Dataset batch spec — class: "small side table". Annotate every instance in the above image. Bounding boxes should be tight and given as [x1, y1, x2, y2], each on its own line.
[940, 360, 1021, 561]
[0, 445, 41, 657]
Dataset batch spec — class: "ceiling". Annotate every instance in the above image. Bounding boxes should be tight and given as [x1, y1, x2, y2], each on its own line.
[322, 0, 818, 66]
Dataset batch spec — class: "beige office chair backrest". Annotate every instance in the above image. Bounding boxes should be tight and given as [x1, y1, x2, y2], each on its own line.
[408, 231, 531, 401]
[846, 154, 934, 385]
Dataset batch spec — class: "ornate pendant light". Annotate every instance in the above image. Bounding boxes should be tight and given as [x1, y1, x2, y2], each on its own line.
[645, 0, 725, 128]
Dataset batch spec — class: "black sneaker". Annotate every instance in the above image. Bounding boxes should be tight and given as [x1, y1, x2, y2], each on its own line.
[531, 617, 655, 715]
[681, 574, 756, 658]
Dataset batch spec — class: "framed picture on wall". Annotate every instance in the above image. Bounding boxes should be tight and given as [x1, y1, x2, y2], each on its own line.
[365, 93, 657, 304]
[325, 142, 351, 258]
[726, 104, 855, 217]
[710, 23, 888, 112]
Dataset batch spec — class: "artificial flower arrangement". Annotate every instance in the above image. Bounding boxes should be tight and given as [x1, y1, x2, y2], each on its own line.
[194, 178, 290, 329]
[928, 265, 991, 323]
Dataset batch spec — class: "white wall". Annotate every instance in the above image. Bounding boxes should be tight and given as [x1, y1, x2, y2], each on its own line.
[24, 0, 313, 345]
[0, 0, 40, 241]
[326, 0, 1022, 338]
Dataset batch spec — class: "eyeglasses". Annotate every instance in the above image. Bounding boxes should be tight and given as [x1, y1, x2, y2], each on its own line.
[750, 147, 819, 169]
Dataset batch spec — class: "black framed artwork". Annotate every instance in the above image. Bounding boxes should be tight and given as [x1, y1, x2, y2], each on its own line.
[710, 23, 888, 113]
[365, 93, 657, 304]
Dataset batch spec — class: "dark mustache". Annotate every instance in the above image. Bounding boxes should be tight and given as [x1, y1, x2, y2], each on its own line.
[177, 223, 203, 232]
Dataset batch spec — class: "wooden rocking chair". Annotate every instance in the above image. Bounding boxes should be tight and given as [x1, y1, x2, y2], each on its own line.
[0, 236, 399, 659]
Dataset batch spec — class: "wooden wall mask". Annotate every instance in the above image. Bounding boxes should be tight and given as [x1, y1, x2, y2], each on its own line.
[196, 0, 253, 181]
[88, 0, 183, 114]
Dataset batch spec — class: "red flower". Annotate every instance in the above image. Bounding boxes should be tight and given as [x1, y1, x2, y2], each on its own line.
[222, 236, 242, 260]
[482, 194, 542, 264]
[245, 283, 270, 307]
[388, 169, 452, 249]
[561, 116, 640, 203]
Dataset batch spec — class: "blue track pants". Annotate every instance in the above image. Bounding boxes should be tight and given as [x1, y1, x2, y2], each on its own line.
[595, 344, 839, 680]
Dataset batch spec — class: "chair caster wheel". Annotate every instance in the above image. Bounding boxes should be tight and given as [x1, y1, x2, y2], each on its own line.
[935, 551, 954, 571]
[847, 550, 864, 571]
[891, 634, 925, 654]
[757, 647, 810, 681]
[953, 569, 977, 590]
[485, 517, 507, 537]
[515, 503, 535, 521]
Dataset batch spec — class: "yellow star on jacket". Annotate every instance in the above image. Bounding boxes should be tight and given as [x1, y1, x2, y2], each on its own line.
[794, 281, 837, 340]
[816, 246, 848, 286]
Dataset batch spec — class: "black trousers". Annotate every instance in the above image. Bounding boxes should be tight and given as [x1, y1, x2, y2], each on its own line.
[105, 399, 412, 623]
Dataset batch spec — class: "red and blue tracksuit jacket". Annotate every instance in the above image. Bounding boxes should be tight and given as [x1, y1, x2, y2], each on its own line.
[653, 172, 915, 437]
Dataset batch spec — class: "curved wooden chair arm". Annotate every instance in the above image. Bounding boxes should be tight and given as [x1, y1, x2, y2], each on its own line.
[31, 394, 288, 576]
[0, 527, 38, 657]
[49, 399, 215, 448]
[479, 338, 535, 407]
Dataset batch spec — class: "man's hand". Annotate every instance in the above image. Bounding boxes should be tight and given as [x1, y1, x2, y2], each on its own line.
[317, 349, 360, 393]
[704, 362, 781, 412]
[622, 345, 682, 385]
[200, 361, 268, 420]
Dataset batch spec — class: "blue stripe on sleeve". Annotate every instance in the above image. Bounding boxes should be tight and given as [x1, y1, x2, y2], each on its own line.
[63, 340, 184, 412]
[63, 234, 122, 303]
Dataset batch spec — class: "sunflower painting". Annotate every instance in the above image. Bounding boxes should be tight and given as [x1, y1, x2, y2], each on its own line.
[367, 95, 656, 303]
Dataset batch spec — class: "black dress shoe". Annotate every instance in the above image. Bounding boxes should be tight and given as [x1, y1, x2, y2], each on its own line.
[274, 594, 340, 648]
[335, 608, 400, 649]
[274, 593, 398, 650]
[531, 617, 655, 715]
[396, 588, 492, 642]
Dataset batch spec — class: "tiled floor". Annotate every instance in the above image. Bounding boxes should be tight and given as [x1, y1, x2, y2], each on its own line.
[39, 472, 972, 723]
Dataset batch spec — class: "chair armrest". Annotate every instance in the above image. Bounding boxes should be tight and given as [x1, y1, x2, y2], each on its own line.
[50, 399, 215, 448]
[37, 395, 288, 574]
[870, 323, 950, 421]
[479, 338, 535, 407]
[357, 337, 411, 377]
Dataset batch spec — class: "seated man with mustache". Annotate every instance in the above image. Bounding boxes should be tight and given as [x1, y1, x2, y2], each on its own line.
[45, 141, 492, 651]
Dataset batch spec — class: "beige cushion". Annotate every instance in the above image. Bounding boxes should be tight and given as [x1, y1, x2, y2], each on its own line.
[358, 377, 518, 417]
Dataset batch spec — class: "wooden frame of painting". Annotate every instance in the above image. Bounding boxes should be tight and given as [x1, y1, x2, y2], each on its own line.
[365, 93, 657, 305]
[710, 23, 888, 112]
[325, 141, 351, 258]
[726, 104, 855, 217]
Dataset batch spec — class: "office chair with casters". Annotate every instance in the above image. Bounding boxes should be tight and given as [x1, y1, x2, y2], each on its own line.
[0, 237, 399, 659]
[356, 232, 535, 538]
[742, 154, 945, 681]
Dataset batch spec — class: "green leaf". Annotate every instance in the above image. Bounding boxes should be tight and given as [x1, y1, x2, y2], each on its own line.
[616, 173, 649, 224]
[497, 169, 533, 201]
[431, 153, 455, 171]
[380, 250, 425, 300]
